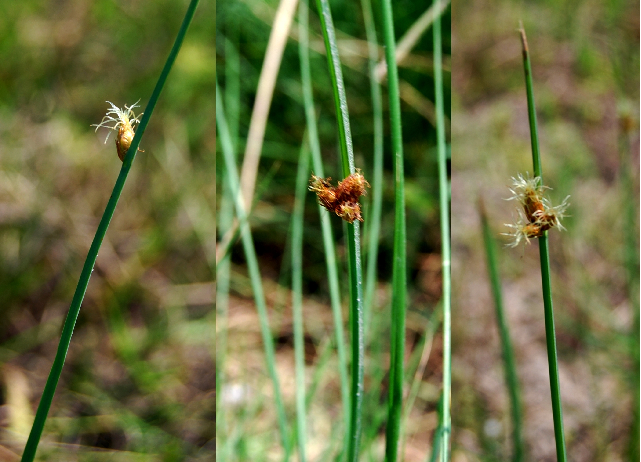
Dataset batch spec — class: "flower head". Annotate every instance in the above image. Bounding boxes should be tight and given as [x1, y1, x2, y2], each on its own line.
[506, 173, 548, 222]
[309, 169, 370, 223]
[503, 209, 543, 247]
[92, 100, 143, 161]
[504, 173, 570, 247]
[337, 201, 363, 224]
[536, 195, 570, 231]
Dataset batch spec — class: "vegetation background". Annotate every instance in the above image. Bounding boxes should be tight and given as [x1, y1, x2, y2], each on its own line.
[452, 0, 639, 461]
[216, 0, 450, 459]
[0, 0, 214, 460]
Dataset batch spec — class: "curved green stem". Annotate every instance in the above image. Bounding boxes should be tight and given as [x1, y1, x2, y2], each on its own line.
[20, 2, 199, 461]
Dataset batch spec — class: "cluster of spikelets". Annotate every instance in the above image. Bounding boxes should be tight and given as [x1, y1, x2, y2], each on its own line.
[503, 173, 570, 247]
[309, 169, 370, 223]
[92, 101, 143, 161]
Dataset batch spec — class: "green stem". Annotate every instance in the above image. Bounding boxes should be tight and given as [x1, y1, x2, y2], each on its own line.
[298, 0, 350, 439]
[314, 0, 355, 176]
[379, 0, 407, 459]
[519, 24, 567, 462]
[360, 0, 384, 339]
[432, 2, 451, 460]
[620, 113, 640, 462]
[216, 82, 291, 459]
[480, 201, 524, 462]
[292, 142, 310, 462]
[20, 2, 199, 461]
[314, 1, 364, 460]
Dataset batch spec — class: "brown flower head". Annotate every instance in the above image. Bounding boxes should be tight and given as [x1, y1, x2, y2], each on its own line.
[309, 169, 370, 223]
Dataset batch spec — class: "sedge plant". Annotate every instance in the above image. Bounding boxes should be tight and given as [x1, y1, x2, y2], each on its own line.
[313, 0, 365, 459]
[19, 1, 199, 461]
[514, 24, 568, 462]
[216, 0, 449, 458]
[298, 0, 350, 447]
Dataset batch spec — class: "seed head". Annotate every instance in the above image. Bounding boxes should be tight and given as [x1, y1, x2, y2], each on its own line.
[92, 100, 144, 161]
[309, 169, 370, 223]
[503, 209, 542, 247]
[309, 175, 339, 211]
[336, 170, 370, 202]
[504, 173, 570, 247]
[506, 173, 548, 222]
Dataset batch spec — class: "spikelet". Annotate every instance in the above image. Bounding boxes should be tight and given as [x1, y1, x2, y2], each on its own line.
[309, 169, 370, 223]
[92, 100, 144, 161]
[503, 173, 570, 247]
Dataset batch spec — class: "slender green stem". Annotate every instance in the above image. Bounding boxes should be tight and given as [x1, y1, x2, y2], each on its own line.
[298, 0, 350, 440]
[19, 2, 199, 461]
[519, 24, 567, 462]
[620, 112, 640, 462]
[433, 2, 451, 461]
[480, 201, 524, 462]
[427, 393, 445, 462]
[379, 0, 407, 459]
[314, 0, 355, 176]
[519, 25, 542, 180]
[292, 142, 310, 462]
[402, 308, 441, 461]
[216, 82, 291, 459]
[359, 0, 384, 338]
[216, 34, 242, 462]
[314, 1, 364, 460]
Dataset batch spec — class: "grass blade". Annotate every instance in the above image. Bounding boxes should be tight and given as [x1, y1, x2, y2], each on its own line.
[618, 110, 640, 462]
[433, 3, 451, 461]
[216, 35, 242, 461]
[518, 24, 568, 462]
[292, 141, 310, 462]
[359, 0, 385, 338]
[378, 0, 407, 459]
[480, 201, 525, 462]
[19, 2, 199, 460]
[216, 82, 291, 459]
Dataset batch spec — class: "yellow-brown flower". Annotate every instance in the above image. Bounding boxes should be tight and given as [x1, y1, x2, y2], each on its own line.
[504, 173, 570, 247]
[309, 169, 370, 223]
[92, 101, 144, 161]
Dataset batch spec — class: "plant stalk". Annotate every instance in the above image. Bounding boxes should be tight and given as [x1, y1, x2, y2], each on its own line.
[314, 0, 364, 459]
[379, 0, 407, 459]
[20, 2, 199, 460]
[519, 23, 567, 462]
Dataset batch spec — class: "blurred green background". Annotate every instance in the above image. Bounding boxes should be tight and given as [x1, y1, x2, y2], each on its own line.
[0, 0, 214, 460]
[452, 0, 638, 460]
[217, 0, 450, 459]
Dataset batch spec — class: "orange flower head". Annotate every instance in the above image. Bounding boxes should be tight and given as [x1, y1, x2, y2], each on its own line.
[309, 170, 370, 224]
